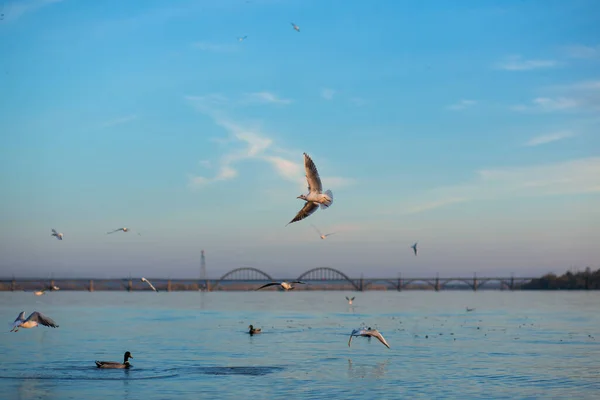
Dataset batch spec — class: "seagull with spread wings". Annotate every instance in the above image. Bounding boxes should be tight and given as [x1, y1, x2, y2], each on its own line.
[10, 311, 59, 332]
[141, 277, 158, 292]
[291, 22, 300, 32]
[287, 153, 334, 225]
[345, 296, 355, 305]
[411, 242, 418, 256]
[255, 281, 306, 291]
[311, 224, 335, 240]
[348, 328, 390, 349]
[238, 35, 248, 42]
[107, 227, 141, 236]
[51, 229, 63, 240]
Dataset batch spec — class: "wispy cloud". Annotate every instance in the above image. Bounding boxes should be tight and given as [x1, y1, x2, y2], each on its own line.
[495, 55, 557, 71]
[511, 97, 580, 112]
[321, 88, 336, 100]
[100, 114, 138, 128]
[564, 44, 600, 59]
[524, 131, 576, 147]
[402, 158, 600, 214]
[447, 99, 477, 111]
[192, 41, 237, 52]
[512, 80, 600, 113]
[349, 97, 367, 106]
[185, 95, 354, 190]
[1, 0, 63, 21]
[242, 92, 292, 105]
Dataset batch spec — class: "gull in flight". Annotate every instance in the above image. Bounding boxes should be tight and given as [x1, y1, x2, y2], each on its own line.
[311, 224, 335, 240]
[255, 281, 306, 291]
[287, 153, 334, 225]
[10, 311, 59, 332]
[51, 229, 63, 240]
[107, 227, 141, 236]
[466, 307, 475, 312]
[345, 296, 355, 305]
[291, 22, 300, 32]
[411, 242, 418, 256]
[348, 328, 390, 349]
[33, 285, 60, 296]
[238, 35, 248, 42]
[141, 277, 158, 292]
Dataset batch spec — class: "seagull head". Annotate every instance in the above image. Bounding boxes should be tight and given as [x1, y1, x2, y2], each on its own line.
[297, 194, 307, 200]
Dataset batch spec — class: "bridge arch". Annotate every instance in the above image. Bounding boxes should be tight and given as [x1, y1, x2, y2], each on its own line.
[297, 267, 360, 290]
[212, 267, 274, 290]
[401, 279, 437, 290]
[363, 280, 400, 290]
[439, 279, 475, 290]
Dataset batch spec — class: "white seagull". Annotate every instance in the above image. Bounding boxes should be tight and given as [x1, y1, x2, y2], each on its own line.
[107, 227, 141, 236]
[345, 296, 355, 305]
[291, 22, 300, 32]
[348, 328, 390, 349]
[51, 229, 63, 240]
[255, 281, 306, 291]
[287, 153, 334, 225]
[238, 35, 248, 42]
[141, 277, 158, 292]
[10, 311, 59, 332]
[311, 224, 335, 240]
[411, 242, 418, 256]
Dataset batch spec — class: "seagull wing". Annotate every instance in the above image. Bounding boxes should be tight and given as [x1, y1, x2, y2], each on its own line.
[287, 202, 319, 225]
[348, 329, 363, 347]
[255, 282, 281, 291]
[27, 312, 59, 328]
[310, 224, 323, 236]
[303, 153, 322, 193]
[51, 229, 58, 235]
[106, 229, 121, 234]
[351, 297, 355, 301]
[291, 280, 305, 284]
[368, 330, 391, 349]
[324, 232, 336, 237]
[345, 296, 349, 301]
[13, 312, 25, 323]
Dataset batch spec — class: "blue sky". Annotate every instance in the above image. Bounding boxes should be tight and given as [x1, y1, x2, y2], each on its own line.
[0, 0, 598, 279]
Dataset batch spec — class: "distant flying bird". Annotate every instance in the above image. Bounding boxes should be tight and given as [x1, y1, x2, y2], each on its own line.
[95, 351, 133, 369]
[238, 35, 248, 42]
[311, 224, 335, 240]
[141, 277, 158, 292]
[346, 296, 355, 305]
[291, 22, 300, 32]
[466, 307, 475, 312]
[348, 328, 390, 349]
[287, 153, 334, 225]
[33, 285, 59, 296]
[51, 229, 63, 240]
[255, 281, 306, 291]
[411, 242, 418, 256]
[10, 311, 59, 332]
[107, 227, 129, 234]
[34, 289, 46, 296]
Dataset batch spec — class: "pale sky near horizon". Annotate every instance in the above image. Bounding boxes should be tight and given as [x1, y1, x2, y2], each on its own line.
[0, 0, 599, 279]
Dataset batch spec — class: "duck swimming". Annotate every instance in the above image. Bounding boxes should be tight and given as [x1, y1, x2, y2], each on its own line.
[95, 351, 133, 369]
[248, 325, 262, 335]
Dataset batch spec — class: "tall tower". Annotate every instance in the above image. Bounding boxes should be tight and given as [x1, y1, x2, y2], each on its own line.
[200, 250, 206, 281]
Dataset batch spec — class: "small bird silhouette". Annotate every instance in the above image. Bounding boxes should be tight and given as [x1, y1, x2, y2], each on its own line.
[411, 242, 418, 256]
[291, 22, 300, 32]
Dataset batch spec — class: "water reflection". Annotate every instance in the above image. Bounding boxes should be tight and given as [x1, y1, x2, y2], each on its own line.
[347, 359, 390, 380]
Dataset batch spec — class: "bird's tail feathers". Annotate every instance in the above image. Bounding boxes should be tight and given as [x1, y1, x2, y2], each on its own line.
[320, 190, 334, 209]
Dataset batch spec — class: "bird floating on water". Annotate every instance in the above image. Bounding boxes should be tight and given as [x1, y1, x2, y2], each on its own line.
[291, 22, 300, 32]
[51, 229, 63, 240]
[348, 328, 390, 349]
[248, 325, 261, 335]
[10, 311, 59, 332]
[95, 351, 133, 369]
[311, 224, 335, 240]
[411, 242, 418, 256]
[238, 35, 248, 42]
[255, 281, 306, 291]
[141, 277, 158, 292]
[345, 296, 355, 305]
[287, 153, 334, 225]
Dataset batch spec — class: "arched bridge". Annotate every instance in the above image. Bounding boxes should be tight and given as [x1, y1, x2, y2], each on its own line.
[296, 267, 361, 290]
[211, 268, 274, 290]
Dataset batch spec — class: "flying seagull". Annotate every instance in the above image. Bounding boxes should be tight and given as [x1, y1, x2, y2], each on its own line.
[287, 153, 334, 225]
[107, 227, 141, 236]
[238, 35, 248, 42]
[311, 224, 335, 240]
[348, 328, 390, 349]
[255, 281, 306, 291]
[51, 229, 63, 240]
[411, 242, 418, 256]
[345, 296, 355, 305]
[141, 277, 158, 292]
[291, 22, 300, 32]
[466, 307, 475, 312]
[10, 311, 59, 332]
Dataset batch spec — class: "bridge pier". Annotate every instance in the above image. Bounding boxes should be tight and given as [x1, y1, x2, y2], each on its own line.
[11, 278, 16, 291]
[397, 274, 402, 292]
[89, 279, 94, 292]
[359, 274, 364, 292]
[168, 280, 172, 292]
[435, 275, 440, 292]
[510, 276, 514, 291]
[127, 279, 132, 292]
[473, 273, 478, 292]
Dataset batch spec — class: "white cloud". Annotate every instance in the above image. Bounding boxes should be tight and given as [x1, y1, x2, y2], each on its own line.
[186, 95, 354, 190]
[524, 131, 575, 147]
[447, 99, 477, 111]
[495, 55, 557, 71]
[564, 44, 600, 59]
[511, 97, 580, 112]
[192, 41, 237, 52]
[100, 114, 138, 128]
[1, 0, 63, 21]
[402, 158, 600, 214]
[321, 88, 336, 100]
[513, 80, 600, 113]
[242, 92, 292, 105]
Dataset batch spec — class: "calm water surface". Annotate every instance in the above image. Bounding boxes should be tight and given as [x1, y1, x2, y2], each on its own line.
[0, 291, 599, 399]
